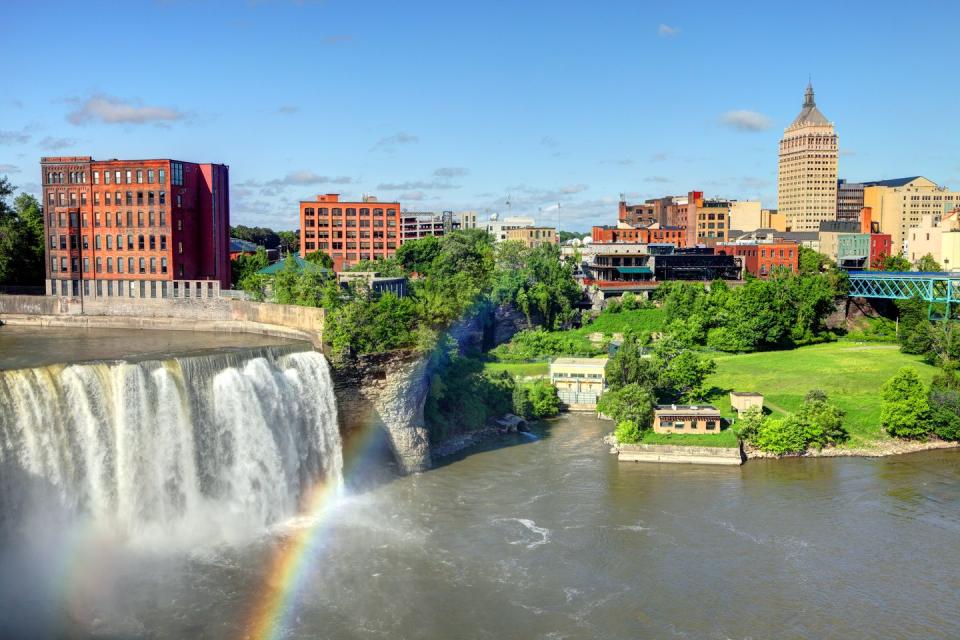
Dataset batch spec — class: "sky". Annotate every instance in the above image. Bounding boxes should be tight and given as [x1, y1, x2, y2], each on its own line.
[2, 0, 959, 232]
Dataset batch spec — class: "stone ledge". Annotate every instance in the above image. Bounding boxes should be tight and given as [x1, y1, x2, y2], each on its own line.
[618, 443, 744, 466]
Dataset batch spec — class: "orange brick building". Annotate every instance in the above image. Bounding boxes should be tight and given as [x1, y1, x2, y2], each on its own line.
[300, 194, 401, 271]
[41, 156, 230, 298]
[716, 241, 799, 277]
[591, 225, 688, 247]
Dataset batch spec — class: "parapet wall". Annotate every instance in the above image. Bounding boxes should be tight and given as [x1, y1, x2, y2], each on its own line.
[618, 443, 744, 466]
[0, 294, 325, 346]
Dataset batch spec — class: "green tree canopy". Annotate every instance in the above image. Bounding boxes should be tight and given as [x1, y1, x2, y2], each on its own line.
[880, 367, 932, 439]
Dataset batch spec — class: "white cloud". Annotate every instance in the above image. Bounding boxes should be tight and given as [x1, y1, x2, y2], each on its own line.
[560, 184, 589, 194]
[658, 24, 679, 37]
[434, 167, 469, 177]
[399, 191, 427, 201]
[39, 136, 78, 150]
[0, 129, 30, 145]
[67, 94, 186, 125]
[644, 176, 672, 184]
[269, 170, 353, 186]
[377, 179, 457, 190]
[0, 163, 20, 173]
[372, 131, 418, 150]
[720, 110, 772, 132]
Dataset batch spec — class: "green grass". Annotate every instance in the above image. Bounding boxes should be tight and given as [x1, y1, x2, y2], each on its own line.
[703, 342, 939, 448]
[482, 360, 549, 377]
[640, 428, 740, 448]
[575, 307, 665, 337]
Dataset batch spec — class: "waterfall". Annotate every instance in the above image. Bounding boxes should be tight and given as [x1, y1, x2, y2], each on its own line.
[0, 346, 342, 547]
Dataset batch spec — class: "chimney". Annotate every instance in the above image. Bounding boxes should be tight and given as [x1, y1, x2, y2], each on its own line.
[860, 207, 872, 235]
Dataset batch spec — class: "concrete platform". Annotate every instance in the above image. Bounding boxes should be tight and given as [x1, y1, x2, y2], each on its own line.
[618, 443, 744, 466]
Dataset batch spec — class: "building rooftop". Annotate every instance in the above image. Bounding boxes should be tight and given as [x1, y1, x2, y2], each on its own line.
[551, 357, 609, 367]
[730, 392, 763, 398]
[654, 404, 721, 416]
[861, 177, 925, 188]
[789, 82, 831, 127]
[230, 238, 259, 253]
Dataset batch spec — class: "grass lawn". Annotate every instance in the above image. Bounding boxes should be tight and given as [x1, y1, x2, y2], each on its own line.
[482, 360, 549, 378]
[576, 307, 665, 337]
[703, 342, 939, 448]
[640, 428, 740, 448]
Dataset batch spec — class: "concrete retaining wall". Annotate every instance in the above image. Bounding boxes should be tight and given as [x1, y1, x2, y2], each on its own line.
[0, 294, 324, 346]
[618, 443, 744, 466]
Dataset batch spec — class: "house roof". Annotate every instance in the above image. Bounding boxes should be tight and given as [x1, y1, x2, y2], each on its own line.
[256, 255, 330, 276]
[654, 404, 721, 416]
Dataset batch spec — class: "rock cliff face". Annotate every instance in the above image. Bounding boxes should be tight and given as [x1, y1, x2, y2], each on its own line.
[331, 350, 432, 474]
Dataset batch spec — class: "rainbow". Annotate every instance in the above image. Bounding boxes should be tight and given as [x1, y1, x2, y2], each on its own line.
[246, 410, 388, 640]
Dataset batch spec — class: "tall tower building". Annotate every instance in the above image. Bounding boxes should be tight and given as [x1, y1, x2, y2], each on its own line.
[778, 83, 839, 231]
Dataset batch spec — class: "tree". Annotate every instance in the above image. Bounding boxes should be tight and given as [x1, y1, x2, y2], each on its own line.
[0, 181, 45, 287]
[657, 349, 716, 402]
[605, 334, 657, 391]
[796, 390, 848, 447]
[512, 384, 534, 419]
[231, 225, 282, 250]
[798, 247, 833, 275]
[277, 230, 299, 254]
[348, 256, 405, 277]
[597, 384, 656, 427]
[231, 246, 269, 286]
[396, 235, 442, 274]
[303, 250, 334, 269]
[880, 368, 932, 439]
[527, 379, 561, 418]
[915, 253, 942, 273]
[881, 254, 912, 272]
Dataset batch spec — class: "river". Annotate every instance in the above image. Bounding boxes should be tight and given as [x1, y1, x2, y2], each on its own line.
[1, 331, 958, 639]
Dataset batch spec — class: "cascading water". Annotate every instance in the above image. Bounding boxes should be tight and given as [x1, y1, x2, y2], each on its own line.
[0, 345, 342, 547]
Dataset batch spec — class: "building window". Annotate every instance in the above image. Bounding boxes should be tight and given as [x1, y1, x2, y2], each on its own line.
[139, 257, 146, 274]
[114, 171, 121, 184]
[706, 421, 717, 430]
[171, 162, 183, 186]
[93, 171, 100, 184]
[148, 169, 154, 184]
[159, 169, 165, 184]
[149, 235, 156, 250]
[150, 257, 156, 274]
[160, 235, 167, 250]
[161, 257, 167, 274]
[136, 169, 143, 184]
[104, 171, 111, 185]
[159, 191, 166, 205]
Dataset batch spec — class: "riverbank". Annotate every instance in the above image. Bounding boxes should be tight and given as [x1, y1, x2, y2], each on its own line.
[431, 417, 533, 459]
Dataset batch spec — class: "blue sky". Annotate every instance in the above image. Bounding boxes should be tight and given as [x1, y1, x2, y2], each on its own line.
[2, 0, 959, 232]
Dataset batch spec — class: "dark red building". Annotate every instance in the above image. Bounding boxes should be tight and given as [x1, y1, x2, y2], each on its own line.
[870, 233, 893, 269]
[42, 156, 230, 298]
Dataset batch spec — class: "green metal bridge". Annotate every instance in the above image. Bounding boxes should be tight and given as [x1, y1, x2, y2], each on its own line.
[848, 271, 960, 318]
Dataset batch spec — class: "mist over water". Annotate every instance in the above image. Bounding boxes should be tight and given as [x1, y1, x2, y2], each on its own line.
[0, 345, 342, 637]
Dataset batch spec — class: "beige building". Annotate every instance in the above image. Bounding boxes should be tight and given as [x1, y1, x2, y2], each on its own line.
[505, 226, 557, 248]
[762, 209, 787, 232]
[653, 405, 722, 434]
[550, 357, 607, 408]
[863, 177, 960, 255]
[730, 392, 763, 414]
[778, 83, 839, 232]
[729, 201, 762, 232]
[907, 209, 960, 270]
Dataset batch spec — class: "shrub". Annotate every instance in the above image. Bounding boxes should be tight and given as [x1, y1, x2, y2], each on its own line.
[527, 379, 560, 418]
[880, 368, 932, 439]
[596, 384, 655, 427]
[754, 416, 809, 455]
[614, 420, 643, 444]
[733, 405, 764, 442]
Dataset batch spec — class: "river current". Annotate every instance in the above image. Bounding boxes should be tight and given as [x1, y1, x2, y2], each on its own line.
[0, 331, 958, 639]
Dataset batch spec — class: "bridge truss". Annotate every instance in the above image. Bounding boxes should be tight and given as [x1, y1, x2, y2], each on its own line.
[848, 271, 960, 319]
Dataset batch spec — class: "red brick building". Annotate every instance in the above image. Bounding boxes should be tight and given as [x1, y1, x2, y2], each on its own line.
[300, 194, 401, 271]
[717, 241, 799, 277]
[592, 225, 687, 246]
[869, 233, 893, 269]
[41, 156, 230, 298]
[618, 200, 658, 227]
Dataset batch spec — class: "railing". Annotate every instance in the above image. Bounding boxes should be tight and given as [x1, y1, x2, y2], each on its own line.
[847, 271, 960, 303]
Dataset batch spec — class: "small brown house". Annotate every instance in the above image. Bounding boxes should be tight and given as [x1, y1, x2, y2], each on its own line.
[653, 404, 722, 434]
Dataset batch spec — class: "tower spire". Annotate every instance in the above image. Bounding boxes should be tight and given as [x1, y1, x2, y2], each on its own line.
[804, 80, 815, 108]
